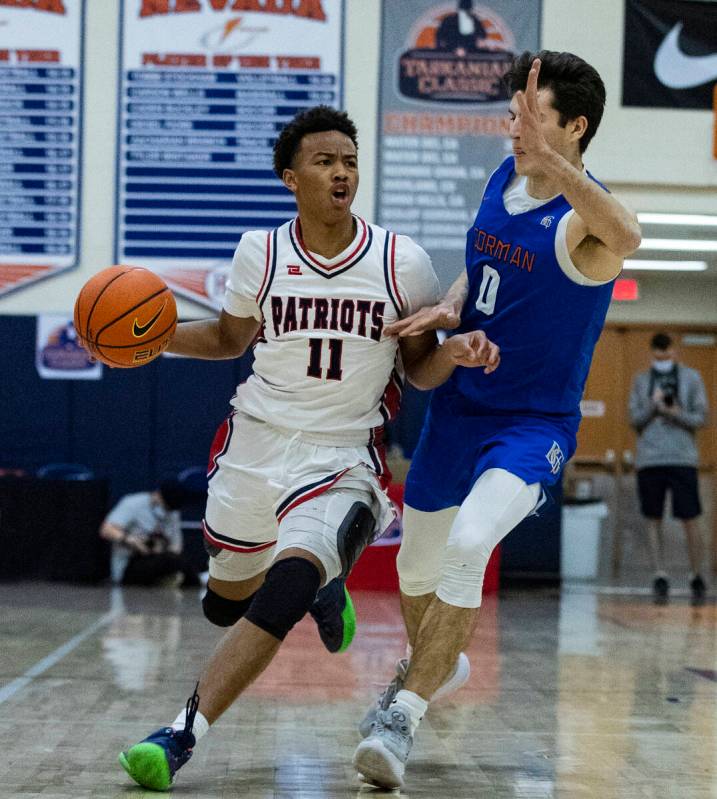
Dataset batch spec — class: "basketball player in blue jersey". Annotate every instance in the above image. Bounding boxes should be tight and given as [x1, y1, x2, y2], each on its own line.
[353, 51, 642, 789]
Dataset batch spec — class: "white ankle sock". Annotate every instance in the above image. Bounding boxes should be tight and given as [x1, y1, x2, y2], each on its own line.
[393, 689, 428, 735]
[172, 708, 209, 741]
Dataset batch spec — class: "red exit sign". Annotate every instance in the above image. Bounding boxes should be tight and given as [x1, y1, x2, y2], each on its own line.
[613, 278, 638, 301]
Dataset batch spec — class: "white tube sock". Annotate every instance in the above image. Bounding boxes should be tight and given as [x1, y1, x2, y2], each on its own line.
[393, 689, 428, 735]
[172, 708, 209, 742]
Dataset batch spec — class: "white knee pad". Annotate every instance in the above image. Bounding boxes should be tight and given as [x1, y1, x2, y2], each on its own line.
[437, 469, 541, 609]
[397, 505, 457, 596]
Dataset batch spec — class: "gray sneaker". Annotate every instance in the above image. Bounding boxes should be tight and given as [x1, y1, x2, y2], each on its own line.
[353, 701, 413, 789]
[358, 657, 408, 738]
[358, 652, 470, 738]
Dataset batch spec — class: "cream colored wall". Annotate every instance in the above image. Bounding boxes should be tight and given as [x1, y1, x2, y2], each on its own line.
[0, 0, 714, 322]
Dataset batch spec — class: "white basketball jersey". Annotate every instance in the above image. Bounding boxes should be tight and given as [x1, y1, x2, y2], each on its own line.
[223, 215, 439, 443]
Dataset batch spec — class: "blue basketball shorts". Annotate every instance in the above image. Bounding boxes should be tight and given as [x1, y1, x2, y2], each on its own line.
[404, 393, 578, 513]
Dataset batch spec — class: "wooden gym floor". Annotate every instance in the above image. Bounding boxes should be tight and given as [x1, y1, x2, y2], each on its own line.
[0, 581, 715, 798]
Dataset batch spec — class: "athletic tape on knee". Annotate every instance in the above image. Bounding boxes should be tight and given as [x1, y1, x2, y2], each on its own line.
[397, 505, 457, 596]
[244, 556, 321, 641]
[202, 587, 255, 627]
[438, 469, 540, 608]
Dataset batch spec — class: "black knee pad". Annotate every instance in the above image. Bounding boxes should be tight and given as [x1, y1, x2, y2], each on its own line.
[202, 588, 255, 627]
[245, 557, 321, 641]
[337, 501, 375, 577]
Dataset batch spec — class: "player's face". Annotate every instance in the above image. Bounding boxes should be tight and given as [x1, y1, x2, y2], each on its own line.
[509, 88, 579, 175]
[284, 131, 359, 221]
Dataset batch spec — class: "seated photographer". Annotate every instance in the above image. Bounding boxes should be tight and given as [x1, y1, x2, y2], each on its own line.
[100, 480, 198, 587]
[628, 332, 709, 605]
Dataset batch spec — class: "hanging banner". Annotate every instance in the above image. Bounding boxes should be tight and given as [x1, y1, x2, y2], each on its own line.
[375, 1, 540, 289]
[0, 0, 84, 297]
[622, 0, 717, 110]
[115, 0, 344, 310]
[36, 314, 101, 380]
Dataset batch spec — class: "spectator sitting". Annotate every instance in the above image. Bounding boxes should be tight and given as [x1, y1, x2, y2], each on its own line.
[100, 480, 199, 587]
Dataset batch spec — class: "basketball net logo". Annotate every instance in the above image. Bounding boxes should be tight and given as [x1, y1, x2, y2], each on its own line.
[540, 216, 554, 228]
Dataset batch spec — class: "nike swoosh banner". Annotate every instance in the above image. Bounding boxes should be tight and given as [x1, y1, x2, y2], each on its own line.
[622, 0, 717, 109]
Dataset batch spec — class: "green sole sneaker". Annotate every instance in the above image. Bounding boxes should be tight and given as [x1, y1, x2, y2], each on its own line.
[337, 585, 356, 653]
[118, 736, 184, 791]
[310, 577, 357, 653]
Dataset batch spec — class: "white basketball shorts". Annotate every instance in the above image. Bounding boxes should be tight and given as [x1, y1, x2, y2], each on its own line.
[203, 411, 395, 584]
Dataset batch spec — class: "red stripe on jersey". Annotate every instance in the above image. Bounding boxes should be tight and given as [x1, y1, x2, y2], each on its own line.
[276, 468, 349, 522]
[389, 234, 404, 311]
[202, 521, 276, 554]
[255, 231, 272, 303]
[295, 216, 368, 270]
[381, 371, 403, 421]
[369, 426, 392, 490]
[207, 413, 233, 478]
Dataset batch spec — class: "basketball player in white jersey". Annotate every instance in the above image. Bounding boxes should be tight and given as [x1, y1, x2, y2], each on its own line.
[118, 105, 500, 791]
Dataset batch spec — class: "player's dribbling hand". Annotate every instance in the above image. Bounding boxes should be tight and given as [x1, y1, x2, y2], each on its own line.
[445, 330, 500, 373]
[384, 302, 461, 337]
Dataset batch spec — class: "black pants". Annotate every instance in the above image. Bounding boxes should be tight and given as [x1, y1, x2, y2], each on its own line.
[122, 552, 199, 587]
[637, 466, 701, 520]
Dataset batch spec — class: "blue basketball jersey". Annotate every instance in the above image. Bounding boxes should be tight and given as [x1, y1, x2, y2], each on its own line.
[439, 156, 614, 420]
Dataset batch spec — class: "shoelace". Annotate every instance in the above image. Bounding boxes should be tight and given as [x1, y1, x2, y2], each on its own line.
[177, 682, 200, 746]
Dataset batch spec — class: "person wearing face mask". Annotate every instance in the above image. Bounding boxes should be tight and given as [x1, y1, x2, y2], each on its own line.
[629, 332, 709, 605]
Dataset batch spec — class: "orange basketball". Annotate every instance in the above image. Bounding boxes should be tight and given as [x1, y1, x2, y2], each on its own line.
[73, 265, 177, 368]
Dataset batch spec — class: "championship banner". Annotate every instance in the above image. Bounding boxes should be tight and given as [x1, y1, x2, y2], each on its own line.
[623, 0, 717, 110]
[116, 0, 344, 310]
[35, 314, 101, 380]
[375, 1, 540, 289]
[0, 0, 84, 297]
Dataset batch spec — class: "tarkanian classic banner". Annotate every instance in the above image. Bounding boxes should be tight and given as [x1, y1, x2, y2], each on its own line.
[375, 0, 540, 289]
[0, 0, 84, 297]
[623, 0, 717, 110]
[115, 0, 344, 310]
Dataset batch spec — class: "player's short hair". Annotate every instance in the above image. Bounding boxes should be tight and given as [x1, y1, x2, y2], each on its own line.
[272, 105, 358, 178]
[506, 50, 606, 153]
[651, 332, 673, 351]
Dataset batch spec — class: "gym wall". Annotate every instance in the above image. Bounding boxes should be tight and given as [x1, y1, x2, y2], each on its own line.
[0, 0, 714, 321]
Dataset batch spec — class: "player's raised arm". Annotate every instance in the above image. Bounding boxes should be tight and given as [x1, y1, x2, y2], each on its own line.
[514, 58, 641, 281]
[384, 271, 468, 338]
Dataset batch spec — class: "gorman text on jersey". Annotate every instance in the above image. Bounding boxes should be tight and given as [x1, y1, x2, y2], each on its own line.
[474, 227, 536, 273]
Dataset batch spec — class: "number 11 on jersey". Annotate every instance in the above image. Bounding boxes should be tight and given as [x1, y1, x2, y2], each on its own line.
[307, 338, 343, 380]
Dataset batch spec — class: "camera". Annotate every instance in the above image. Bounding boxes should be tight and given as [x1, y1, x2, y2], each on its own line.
[662, 390, 675, 408]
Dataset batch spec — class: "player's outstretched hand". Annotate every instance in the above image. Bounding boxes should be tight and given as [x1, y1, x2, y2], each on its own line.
[384, 302, 461, 338]
[513, 58, 551, 171]
[445, 330, 500, 373]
